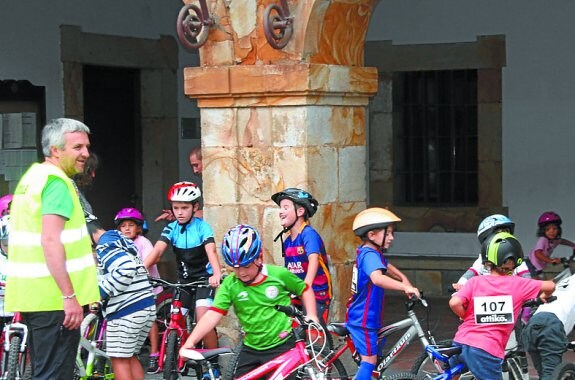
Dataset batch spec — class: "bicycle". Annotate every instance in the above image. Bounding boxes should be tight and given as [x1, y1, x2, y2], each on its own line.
[322, 295, 439, 379]
[74, 303, 114, 380]
[180, 304, 348, 380]
[412, 296, 555, 380]
[149, 277, 212, 380]
[553, 253, 575, 283]
[0, 312, 29, 380]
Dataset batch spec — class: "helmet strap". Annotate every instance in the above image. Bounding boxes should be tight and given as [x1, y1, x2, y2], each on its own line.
[367, 226, 389, 251]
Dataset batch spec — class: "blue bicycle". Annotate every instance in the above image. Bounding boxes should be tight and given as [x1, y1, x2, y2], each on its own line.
[410, 296, 555, 380]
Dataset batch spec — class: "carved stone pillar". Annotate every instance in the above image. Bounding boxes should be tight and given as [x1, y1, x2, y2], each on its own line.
[183, 0, 379, 319]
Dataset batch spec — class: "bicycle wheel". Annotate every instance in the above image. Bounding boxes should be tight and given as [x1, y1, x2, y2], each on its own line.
[410, 339, 453, 376]
[163, 330, 180, 380]
[552, 362, 575, 380]
[6, 335, 22, 379]
[308, 344, 348, 379]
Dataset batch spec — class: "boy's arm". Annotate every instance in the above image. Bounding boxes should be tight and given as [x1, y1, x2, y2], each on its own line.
[539, 280, 556, 299]
[205, 241, 222, 287]
[370, 270, 420, 298]
[143, 240, 168, 269]
[386, 263, 413, 286]
[300, 285, 319, 323]
[304, 254, 319, 287]
[449, 295, 466, 319]
[180, 310, 222, 350]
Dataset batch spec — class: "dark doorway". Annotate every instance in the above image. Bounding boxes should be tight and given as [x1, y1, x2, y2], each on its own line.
[83, 66, 141, 230]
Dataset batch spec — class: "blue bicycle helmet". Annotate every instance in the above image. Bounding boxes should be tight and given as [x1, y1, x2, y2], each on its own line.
[476, 214, 515, 244]
[222, 225, 262, 268]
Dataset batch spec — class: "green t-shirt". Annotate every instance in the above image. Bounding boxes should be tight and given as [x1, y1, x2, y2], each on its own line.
[41, 176, 74, 219]
[212, 264, 307, 350]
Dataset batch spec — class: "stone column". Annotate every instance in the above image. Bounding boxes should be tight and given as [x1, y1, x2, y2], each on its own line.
[183, 0, 379, 319]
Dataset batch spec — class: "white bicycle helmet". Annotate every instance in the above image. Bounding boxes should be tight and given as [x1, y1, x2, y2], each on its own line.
[353, 208, 401, 237]
[167, 181, 202, 203]
[476, 214, 515, 244]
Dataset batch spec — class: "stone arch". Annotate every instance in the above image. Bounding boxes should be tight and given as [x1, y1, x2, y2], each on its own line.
[198, 0, 380, 67]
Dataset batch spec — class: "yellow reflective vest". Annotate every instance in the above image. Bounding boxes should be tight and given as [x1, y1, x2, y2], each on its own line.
[5, 163, 99, 312]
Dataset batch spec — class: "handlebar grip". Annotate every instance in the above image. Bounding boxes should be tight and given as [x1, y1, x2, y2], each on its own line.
[523, 295, 557, 308]
[275, 304, 301, 318]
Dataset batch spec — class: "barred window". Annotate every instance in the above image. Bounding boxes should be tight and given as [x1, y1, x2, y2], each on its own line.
[394, 70, 478, 206]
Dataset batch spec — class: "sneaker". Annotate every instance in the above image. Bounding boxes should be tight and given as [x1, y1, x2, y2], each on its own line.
[147, 354, 159, 374]
[202, 367, 220, 380]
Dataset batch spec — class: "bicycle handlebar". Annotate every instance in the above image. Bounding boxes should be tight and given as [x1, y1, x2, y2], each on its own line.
[522, 295, 557, 308]
[148, 277, 211, 289]
[275, 304, 310, 326]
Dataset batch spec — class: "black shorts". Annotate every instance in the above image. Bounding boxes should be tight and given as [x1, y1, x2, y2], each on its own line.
[179, 279, 215, 309]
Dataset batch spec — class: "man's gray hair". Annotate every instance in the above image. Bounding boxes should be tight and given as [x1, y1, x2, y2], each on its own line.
[41, 118, 90, 157]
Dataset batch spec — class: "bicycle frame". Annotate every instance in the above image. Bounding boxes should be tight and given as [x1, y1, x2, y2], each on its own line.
[327, 299, 434, 378]
[75, 311, 112, 380]
[150, 277, 209, 378]
[157, 294, 189, 373]
[181, 305, 322, 380]
[237, 339, 313, 380]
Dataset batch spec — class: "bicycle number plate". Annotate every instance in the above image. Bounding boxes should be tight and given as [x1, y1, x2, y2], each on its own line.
[473, 295, 513, 324]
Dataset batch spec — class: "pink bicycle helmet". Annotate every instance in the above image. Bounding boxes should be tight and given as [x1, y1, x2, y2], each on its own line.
[538, 211, 562, 227]
[167, 181, 201, 203]
[114, 207, 145, 226]
[0, 194, 13, 217]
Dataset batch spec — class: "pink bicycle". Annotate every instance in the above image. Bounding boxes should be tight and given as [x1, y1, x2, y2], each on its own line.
[180, 305, 347, 380]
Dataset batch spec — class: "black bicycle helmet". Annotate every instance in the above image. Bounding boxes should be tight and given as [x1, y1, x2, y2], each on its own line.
[271, 188, 318, 218]
[481, 232, 524, 268]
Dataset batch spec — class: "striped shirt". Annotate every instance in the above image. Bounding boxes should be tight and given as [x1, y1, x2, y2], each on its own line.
[96, 230, 155, 320]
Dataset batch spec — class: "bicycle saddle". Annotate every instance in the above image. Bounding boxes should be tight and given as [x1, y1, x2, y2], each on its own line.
[327, 322, 349, 336]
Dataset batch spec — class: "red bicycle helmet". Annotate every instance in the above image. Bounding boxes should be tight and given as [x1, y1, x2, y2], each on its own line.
[167, 181, 201, 203]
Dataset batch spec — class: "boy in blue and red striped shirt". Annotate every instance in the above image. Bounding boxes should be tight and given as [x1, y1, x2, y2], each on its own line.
[346, 208, 419, 380]
[272, 188, 332, 324]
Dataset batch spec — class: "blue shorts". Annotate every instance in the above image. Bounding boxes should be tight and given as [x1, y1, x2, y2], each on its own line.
[452, 343, 503, 380]
[346, 324, 379, 356]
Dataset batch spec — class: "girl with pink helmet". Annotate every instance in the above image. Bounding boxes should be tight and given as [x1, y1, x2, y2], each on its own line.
[526, 211, 575, 279]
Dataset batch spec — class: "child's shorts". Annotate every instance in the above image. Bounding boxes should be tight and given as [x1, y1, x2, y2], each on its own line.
[346, 324, 379, 356]
[106, 307, 155, 358]
[181, 285, 215, 309]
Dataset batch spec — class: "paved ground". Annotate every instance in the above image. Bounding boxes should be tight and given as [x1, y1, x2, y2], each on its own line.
[142, 295, 575, 379]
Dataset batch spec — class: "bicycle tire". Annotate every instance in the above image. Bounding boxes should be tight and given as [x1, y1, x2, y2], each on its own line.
[6, 335, 22, 380]
[156, 294, 173, 332]
[505, 355, 527, 380]
[163, 330, 180, 380]
[410, 339, 453, 376]
[552, 362, 575, 380]
[223, 342, 242, 380]
[383, 372, 417, 380]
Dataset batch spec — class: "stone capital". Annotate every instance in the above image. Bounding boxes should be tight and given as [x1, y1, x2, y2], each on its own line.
[184, 63, 378, 108]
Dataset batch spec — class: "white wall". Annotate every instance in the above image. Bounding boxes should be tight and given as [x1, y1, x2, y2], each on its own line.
[0, 0, 199, 176]
[368, 1, 575, 256]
